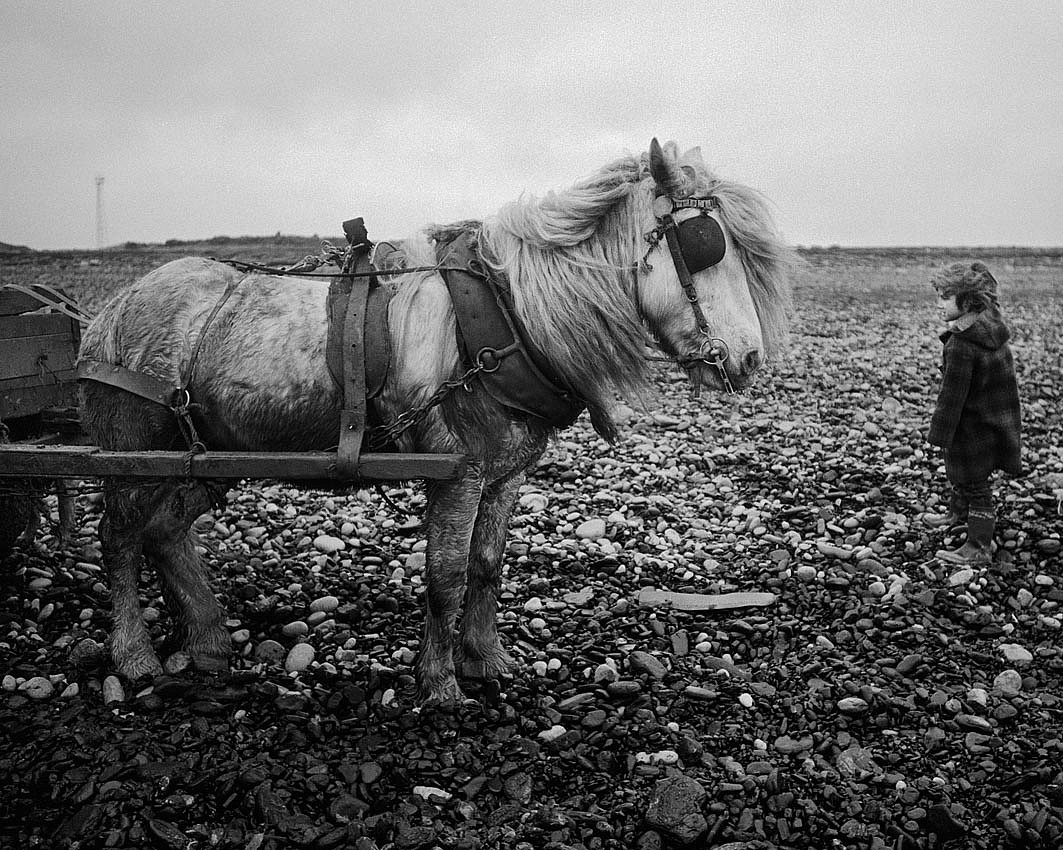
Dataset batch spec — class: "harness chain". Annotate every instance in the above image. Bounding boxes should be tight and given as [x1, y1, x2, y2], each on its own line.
[369, 361, 487, 450]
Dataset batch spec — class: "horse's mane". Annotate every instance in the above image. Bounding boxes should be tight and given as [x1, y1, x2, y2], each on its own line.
[477, 155, 651, 436]
[423, 149, 794, 439]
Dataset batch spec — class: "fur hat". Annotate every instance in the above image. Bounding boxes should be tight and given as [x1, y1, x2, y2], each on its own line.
[931, 261, 999, 300]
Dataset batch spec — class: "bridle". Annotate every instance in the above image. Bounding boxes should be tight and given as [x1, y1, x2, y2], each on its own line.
[643, 193, 735, 393]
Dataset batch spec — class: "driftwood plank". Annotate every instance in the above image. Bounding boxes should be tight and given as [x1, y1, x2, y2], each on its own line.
[0, 445, 466, 481]
[637, 589, 776, 612]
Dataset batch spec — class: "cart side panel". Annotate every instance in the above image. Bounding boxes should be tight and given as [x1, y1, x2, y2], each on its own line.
[0, 301, 81, 422]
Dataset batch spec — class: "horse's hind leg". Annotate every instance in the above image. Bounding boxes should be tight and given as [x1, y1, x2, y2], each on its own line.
[100, 481, 164, 679]
[143, 480, 229, 673]
[457, 471, 523, 680]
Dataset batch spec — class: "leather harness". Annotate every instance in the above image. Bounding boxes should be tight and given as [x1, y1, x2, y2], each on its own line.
[435, 229, 584, 428]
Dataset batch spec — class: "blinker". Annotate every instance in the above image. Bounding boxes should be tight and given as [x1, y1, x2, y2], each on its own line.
[676, 213, 726, 274]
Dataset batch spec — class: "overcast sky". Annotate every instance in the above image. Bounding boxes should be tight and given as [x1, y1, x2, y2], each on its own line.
[2, 1, 1061, 250]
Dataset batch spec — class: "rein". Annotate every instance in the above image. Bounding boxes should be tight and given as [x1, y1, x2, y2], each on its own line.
[212, 255, 465, 279]
[643, 194, 735, 394]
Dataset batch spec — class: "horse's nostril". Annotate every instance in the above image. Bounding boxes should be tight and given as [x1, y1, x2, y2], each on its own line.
[743, 350, 762, 374]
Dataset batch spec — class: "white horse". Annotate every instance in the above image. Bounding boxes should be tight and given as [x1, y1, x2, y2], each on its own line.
[78, 139, 793, 701]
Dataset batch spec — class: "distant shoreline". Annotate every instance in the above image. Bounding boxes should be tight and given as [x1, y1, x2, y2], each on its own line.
[3, 236, 1062, 260]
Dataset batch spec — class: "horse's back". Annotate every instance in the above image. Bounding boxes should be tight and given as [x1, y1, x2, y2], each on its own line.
[80, 257, 341, 452]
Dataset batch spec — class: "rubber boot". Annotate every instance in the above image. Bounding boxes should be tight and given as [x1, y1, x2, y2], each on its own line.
[936, 511, 995, 566]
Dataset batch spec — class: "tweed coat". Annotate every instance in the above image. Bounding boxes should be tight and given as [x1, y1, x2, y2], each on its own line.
[928, 306, 1023, 484]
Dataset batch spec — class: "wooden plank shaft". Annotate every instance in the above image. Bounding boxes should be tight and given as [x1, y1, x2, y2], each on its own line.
[0, 445, 465, 481]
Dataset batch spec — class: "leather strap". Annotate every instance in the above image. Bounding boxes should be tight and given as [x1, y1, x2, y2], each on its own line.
[336, 245, 372, 477]
[181, 275, 245, 391]
[662, 215, 711, 333]
[77, 359, 177, 408]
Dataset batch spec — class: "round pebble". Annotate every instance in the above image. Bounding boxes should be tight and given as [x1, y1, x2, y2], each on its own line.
[285, 643, 316, 673]
[254, 639, 287, 665]
[993, 669, 1023, 698]
[19, 677, 54, 700]
[102, 676, 125, 705]
[837, 697, 869, 714]
[312, 535, 345, 554]
[282, 621, 309, 638]
[309, 595, 340, 613]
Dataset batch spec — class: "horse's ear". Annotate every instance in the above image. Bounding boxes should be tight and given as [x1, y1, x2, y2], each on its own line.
[682, 146, 706, 169]
[649, 138, 696, 198]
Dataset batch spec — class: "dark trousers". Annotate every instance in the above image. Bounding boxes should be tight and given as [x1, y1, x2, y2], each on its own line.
[947, 478, 994, 518]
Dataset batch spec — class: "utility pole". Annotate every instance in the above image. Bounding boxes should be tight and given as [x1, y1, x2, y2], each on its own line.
[95, 176, 107, 249]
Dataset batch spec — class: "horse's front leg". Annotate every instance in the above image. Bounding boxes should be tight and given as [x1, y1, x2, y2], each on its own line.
[417, 468, 484, 702]
[457, 471, 523, 680]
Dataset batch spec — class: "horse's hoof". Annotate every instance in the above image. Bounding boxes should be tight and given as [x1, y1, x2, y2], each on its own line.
[419, 677, 465, 705]
[115, 654, 164, 681]
[457, 650, 518, 681]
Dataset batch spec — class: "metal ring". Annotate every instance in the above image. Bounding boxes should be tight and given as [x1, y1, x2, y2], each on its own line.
[172, 387, 192, 409]
[702, 337, 730, 363]
[476, 347, 502, 373]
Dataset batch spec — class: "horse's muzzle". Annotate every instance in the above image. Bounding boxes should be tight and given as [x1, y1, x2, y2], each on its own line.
[685, 347, 763, 393]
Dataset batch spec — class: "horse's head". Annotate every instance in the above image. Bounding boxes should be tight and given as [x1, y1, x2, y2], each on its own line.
[638, 138, 787, 393]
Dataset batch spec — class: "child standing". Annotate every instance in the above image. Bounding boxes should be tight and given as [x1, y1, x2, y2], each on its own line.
[924, 261, 1023, 566]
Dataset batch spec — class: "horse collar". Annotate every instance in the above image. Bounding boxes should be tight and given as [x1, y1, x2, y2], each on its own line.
[435, 231, 585, 427]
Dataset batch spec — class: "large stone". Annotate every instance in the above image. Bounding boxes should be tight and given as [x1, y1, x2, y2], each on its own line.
[999, 643, 1033, 665]
[628, 650, 668, 679]
[644, 774, 708, 845]
[575, 518, 606, 540]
